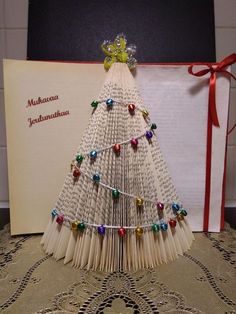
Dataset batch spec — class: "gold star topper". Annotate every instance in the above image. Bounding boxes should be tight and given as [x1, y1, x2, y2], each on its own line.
[101, 33, 137, 70]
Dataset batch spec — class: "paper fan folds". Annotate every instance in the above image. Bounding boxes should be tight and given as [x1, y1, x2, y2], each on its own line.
[41, 63, 194, 271]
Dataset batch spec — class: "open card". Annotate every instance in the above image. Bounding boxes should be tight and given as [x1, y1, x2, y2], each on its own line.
[3, 60, 230, 234]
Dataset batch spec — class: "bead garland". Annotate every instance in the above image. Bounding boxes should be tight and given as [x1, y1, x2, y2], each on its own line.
[68, 115, 179, 211]
[71, 165, 183, 209]
[50, 206, 188, 237]
[90, 98, 150, 118]
[73, 124, 155, 164]
[50, 98, 190, 239]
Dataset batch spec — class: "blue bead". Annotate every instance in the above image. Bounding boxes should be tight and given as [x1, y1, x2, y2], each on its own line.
[146, 130, 153, 139]
[51, 209, 58, 217]
[98, 224, 106, 235]
[93, 173, 100, 182]
[90, 150, 97, 158]
[106, 98, 114, 106]
[160, 222, 168, 231]
[172, 203, 180, 213]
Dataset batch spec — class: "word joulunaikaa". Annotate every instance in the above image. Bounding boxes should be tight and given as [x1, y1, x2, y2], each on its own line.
[28, 110, 70, 127]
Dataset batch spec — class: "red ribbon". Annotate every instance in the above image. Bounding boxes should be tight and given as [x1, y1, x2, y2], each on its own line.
[188, 53, 236, 127]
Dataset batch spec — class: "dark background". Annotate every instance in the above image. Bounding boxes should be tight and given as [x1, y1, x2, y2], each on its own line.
[27, 0, 216, 62]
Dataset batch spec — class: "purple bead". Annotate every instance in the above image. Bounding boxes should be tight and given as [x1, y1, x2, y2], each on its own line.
[98, 224, 106, 236]
[146, 130, 153, 139]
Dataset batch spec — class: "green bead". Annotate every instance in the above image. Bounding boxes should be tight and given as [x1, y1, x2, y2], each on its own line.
[78, 222, 86, 231]
[91, 100, 99, 108]
[76, 154, 84, 163]
[112, 189, 120, 199]
[151, 123, 157, 130]
[180, 209, 187, 216]
[151, 223, 160, 232]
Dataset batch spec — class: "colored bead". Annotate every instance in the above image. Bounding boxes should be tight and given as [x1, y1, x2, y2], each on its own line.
[71, 221, 79, 230]
[157, 202, 164, 210]
[98, 224, 106, 235]
[177, 214, 184, 221]
[106, 98, 114, 107]
[73, 169, 81, 178]
[172, 203, 180, 213]
[180, 209, 188, 216]
[56, 215, 64, 225]
[128, 104, 136, 114]
[142, 109, 149, 118]
[118, 227, 126, 237]
[135, 226, 144, 237]
[136, 197, 144, 207]
[160, 222, 168, 231]
[131, 138, 138, 147]
[151, 223, 160, 232]
[145, 130, 153, 140]
[169, 219, 177, 228]
[112, 189, 120, 199]
[93, 173, 100, 183]
[76, 154, 84, 163]
[78, 222, 86, 231]
[113, 143, 121, 154]
[90, 150, 97, 159]
[91, 100, 99, 108]
[51, 208, 57, 217]
[150, 123, 157, 130]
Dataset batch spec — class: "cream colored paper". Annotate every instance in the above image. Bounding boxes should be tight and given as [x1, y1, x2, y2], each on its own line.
[136, 65, 230, 231]
[3, 60, 106, 235]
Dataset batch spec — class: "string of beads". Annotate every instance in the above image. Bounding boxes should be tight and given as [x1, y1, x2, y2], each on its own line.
[50, 98, 189, 237]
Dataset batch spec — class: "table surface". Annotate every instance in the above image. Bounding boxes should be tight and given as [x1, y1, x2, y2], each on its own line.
[0, 223, 235, 313]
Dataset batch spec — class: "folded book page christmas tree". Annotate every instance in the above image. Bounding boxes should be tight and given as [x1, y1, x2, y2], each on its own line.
[41, 35, 194, 271]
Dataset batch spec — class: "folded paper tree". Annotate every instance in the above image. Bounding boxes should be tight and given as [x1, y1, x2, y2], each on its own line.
[3, 55, 232, 244]
[40, 59, 195, 271]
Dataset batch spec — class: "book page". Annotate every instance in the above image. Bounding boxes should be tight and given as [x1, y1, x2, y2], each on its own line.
[136, 65, 230, 231]
[136, 66, 208, 230]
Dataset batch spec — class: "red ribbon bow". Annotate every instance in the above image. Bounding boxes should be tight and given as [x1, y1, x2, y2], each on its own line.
[188, 53, 236, 127]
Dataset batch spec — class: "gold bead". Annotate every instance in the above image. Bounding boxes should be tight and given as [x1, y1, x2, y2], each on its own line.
[177, 214, 184, 221]
[71, 220, 79, 230]
[142, 109, 149, 118]
[135, 226, 144, 237]
[136, 197, 144, 207]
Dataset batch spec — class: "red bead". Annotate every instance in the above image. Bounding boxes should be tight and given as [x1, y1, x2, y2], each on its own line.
[118, 227, 126, 237]
[128, 104, 136, 114]
[157, 202, 164, 210]
[169, 219, 177, 228]
[113, 143, 121, 154]
[56, 215, 64, 225]
[73, 169, 81, 178]
[131, 138, 138, 147]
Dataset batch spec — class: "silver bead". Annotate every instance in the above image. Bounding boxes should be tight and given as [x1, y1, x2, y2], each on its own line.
[127, 44, 137, 56]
